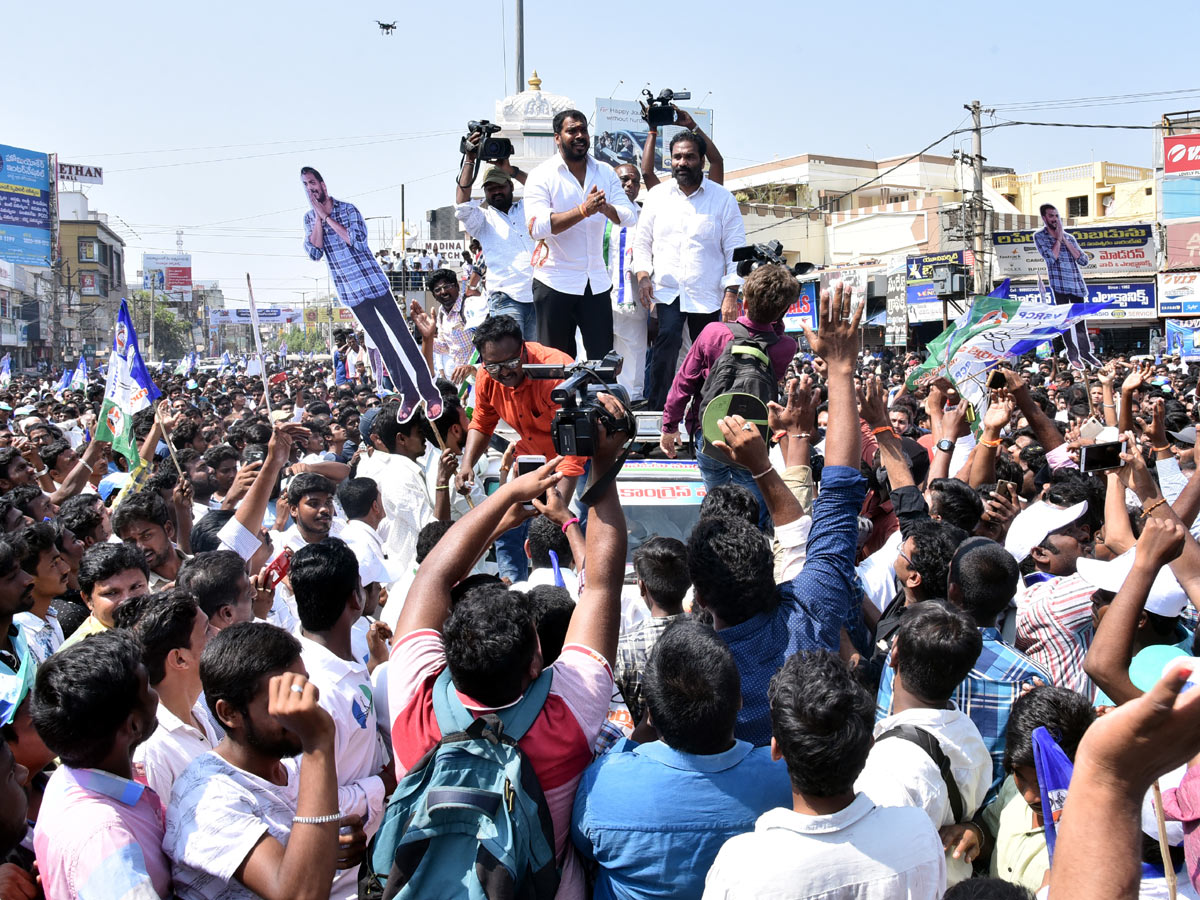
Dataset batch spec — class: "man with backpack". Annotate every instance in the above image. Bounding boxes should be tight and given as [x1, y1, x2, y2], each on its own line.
[659, 264, 799, 527]
[380, 395, 630, 900]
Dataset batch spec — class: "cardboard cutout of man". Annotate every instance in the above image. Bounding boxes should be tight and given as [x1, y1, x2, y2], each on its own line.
[301, 166, 441, 417]
[1033, 204, 1100, 368]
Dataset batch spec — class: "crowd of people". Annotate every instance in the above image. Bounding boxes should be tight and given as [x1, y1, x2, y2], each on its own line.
[4, 106, 1200, 900]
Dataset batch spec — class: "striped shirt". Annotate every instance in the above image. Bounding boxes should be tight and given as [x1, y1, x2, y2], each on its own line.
[1015, 572, 1095, 697]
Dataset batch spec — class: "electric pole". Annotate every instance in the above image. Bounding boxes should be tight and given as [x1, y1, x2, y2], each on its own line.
[968, 100, 986, 295]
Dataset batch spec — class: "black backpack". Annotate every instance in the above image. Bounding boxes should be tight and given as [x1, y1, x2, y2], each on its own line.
[696, 323, 781, 424]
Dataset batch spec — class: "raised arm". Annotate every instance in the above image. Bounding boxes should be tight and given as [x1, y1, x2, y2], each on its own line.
[640, 128, 661, 190]
[560, 395, 630, 665]
[673, 107, 724, 184]
[1118, 361, 1153, 437]
[968, 392, 1014, 488]
[803, 281, 863, 471]
[711, 416, 802, 528]
[1084, 518, 1186, 705]
[1097, 364, 1118, 427]
[396, 457, 565, 640]
[234, 424, 296, 536]
[1002, 366, 1065, 452]
[859, 374, 915, 491]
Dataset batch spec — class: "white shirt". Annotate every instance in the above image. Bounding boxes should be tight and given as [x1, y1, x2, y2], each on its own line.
[165, 752, 377, 900]
[510, 565, 580, 599]
[279, 518, 346, 555]
[356, 450, 433, 577]
[134, 698, 218, 805]
[703, 797, 946, 900]
[856, 528, 905, 616]
[455, 199, 536, 305]
[632, 175, 745, 314]
[855, 705, 992, 886]
[524, 153, 638, 294]
[297, 635, 388, 838]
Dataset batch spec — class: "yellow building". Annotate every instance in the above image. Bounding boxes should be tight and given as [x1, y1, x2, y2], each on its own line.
[989, 161, 1155, 224]
[57, 191, 126, 355]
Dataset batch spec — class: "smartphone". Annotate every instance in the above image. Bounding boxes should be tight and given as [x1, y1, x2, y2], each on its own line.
[997, 479, 1018, 499]
[263, 551, 291, 590]
[1079, 440, 1126, 474]
[515, 454, 547, 509]
[1079, 417, 1105, 441]
[987, 369, 1007, 390]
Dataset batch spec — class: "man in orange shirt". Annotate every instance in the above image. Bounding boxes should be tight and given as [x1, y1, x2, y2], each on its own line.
[455, 314, 588, 582]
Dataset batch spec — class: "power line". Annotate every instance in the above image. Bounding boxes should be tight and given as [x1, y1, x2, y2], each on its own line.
[992, 88, 1200, 111]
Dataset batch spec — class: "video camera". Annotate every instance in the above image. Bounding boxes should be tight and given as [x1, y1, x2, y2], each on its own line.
[641, 87, 691, 129]
[732, 240, 815, 279]
[460, 120, 514, 161]
[524, 352, 633, 456]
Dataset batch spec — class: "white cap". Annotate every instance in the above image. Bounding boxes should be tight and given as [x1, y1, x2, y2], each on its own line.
[1005, 500, 1088, 563]
[1076, 548, 1189, 617]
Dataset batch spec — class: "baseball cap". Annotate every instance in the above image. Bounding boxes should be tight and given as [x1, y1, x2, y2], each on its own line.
[1169, 426, 1197, 446]
[359, 406, 381, 445]
[481, 167, 512, 187]
[97, 472, 132, 502]
[1076, 548, 1189, 618]
[1004, 500, 1088, 563]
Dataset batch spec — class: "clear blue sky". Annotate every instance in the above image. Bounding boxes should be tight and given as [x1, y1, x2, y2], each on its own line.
[7, 0, 1197, 307]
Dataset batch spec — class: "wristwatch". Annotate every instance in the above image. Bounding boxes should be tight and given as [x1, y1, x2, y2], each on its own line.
[936, 439, 955, 454]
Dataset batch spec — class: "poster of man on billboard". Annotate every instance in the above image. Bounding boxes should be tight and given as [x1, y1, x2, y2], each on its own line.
[593, 99, 713, 174]
[300, 165, 440, 418]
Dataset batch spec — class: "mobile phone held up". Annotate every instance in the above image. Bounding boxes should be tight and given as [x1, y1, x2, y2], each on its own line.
[987, 369, 1007, 390]
[263, 551, 291, 590]
[516, 455, 547, 510]
[1079, 440, 1126, 474]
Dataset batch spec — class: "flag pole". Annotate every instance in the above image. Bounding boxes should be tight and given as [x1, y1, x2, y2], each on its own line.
[245, 274, 273, 413]
[154, 406, 185, 479]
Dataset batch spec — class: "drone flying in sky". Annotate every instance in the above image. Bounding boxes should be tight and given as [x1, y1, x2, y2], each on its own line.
[376, 20, 397, 35]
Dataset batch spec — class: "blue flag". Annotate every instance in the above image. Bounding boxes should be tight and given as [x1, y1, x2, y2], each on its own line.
[1032, 725, 1074, 864]
[0, 354, 10, 387]
[69, 357, 88, 392]
[97, 300, 162, 467]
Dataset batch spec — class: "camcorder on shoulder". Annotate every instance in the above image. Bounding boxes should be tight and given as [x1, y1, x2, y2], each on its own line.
[460, 120, 514, 161]
[732, 240, 815, 278]
[524, 353, 634, 457]
[641, 88, 691, 129]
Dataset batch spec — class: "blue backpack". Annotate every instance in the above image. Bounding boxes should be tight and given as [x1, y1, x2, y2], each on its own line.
[368, 668, 560, 900]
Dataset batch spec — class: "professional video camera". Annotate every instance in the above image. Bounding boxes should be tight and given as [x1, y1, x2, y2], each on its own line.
[524, 352, 634, 456]
[460, 120, 514, 161]
[641, 87, 691, 129]
[732, 240, 816, 278]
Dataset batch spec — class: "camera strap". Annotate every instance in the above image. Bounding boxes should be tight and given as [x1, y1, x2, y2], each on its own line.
[580, 435, 634, 507]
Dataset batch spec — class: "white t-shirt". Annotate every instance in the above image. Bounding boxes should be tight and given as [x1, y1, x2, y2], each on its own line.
[165, 752, 372, 900]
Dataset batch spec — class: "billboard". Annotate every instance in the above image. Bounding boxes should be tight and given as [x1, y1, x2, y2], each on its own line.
[142, 253, 193, 304]
[593, 99, 714, 174]
[56, 162, 103, 185]
[1165, 222, 1200, 271]
[1162, 177, 1200, 221]
[991, 224, 1155, 277]
[1164, 134, 1200, 177]
[781, 282, 819, 333]
[1159, 272, 1200, 317]
[1008, 281, 1156, 321]
[885, 266, 908, 346]
[906, 250, 966, 304]
[209, 307, 303, 326]
[0, 145, 52, 267]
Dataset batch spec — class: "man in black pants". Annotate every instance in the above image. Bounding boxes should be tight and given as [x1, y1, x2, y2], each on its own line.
[524, 110, 638, 359]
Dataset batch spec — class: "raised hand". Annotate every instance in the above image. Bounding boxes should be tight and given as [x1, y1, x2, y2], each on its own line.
[801, 281, 862, 371]
[857, 374, 889, 429]
[712, 414, 771, 473]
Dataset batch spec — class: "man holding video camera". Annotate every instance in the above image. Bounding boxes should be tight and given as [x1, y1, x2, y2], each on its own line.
[635, 130, 746, 411]
[455, 129, 538, 340]
[524, 109, 638, 360]
[454, 314, 588, 582]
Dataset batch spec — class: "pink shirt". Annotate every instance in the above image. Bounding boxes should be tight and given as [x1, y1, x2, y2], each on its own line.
[1162, 765, 1200, 894]
[34, 765, 171, 899]
[389, 629, 612, 900]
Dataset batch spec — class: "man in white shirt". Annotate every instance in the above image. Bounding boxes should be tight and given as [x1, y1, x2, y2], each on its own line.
[422, 388, 485, 520]
[291, 539, 391, 892]
[121, 590, 219, 804]
[854, 602, 991, 887]
[164, 624, 374, 900]
[524, 109, 638, 359]
[634, 130, 746, 410]
[354, 404, 444, 578]
[704, 650, 945, 899]
[606, 164, 647, 403]
[454, 144, 537, 339]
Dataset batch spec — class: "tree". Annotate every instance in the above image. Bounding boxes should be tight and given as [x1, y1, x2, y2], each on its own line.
[127, 291, 195, 361]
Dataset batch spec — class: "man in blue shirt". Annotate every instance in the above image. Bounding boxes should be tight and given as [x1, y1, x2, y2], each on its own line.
[572, 621, 792, 900]
[687, 281, 867, 746]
